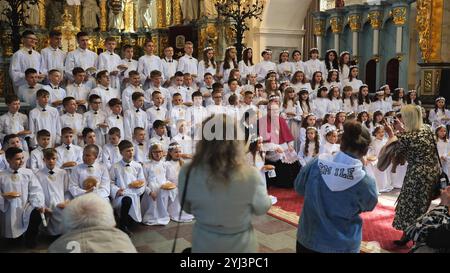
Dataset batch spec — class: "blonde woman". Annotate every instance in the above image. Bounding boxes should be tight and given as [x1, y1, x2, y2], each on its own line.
[379, 104, 441, 246]
[178, 114, 271, 253]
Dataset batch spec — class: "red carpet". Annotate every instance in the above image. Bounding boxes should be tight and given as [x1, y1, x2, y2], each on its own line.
[268, 187, 413, 253]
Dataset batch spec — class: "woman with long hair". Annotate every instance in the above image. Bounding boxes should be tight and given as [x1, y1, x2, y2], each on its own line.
[379, 104, 441, 246]
[197, 47, 217, 83]
[219, 46, 238, 83]
[178, 114, 271, 253]
[238, 47, 255, 82]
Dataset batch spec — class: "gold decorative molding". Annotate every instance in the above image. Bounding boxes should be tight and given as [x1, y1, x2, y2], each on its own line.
[313, 18, 326, 36]
[348, 14, 362, 32]
[330, 16, 343, 34]
[372, 54, 380, 63]
[368, 10, 382, 30]
[165, 0, 172, 26]
[416, 0, 443, 62]
[423, 70, 433, 94]
[38, 0, 46, 28]
[391, 6, 407, 26]
[152, 36, 159, 53]
[100, 0, 108, 32]
[74, 4, 81, 29]
[157, 0, 166, 28]
[124, 0, 134, 32]
[173, 0, 182, 25]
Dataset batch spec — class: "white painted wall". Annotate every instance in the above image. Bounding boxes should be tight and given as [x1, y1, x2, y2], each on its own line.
[247, 0, 312, 62]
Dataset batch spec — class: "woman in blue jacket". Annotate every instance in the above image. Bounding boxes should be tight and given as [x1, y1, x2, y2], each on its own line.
[295, 120, 378, 253]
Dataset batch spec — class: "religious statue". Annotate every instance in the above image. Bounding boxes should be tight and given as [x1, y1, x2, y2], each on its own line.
[108, 0, 125, 30]
[136, 0, 152, 29]
[0, 0, 10, 22]
[200, 0, 217, 19]
[180, 0, 199, 23]
[82, 0, 101, 29]
[25, 2, 40, 26]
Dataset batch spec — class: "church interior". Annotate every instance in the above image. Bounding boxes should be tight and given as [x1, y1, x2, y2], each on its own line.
[0, 0, 449, 255]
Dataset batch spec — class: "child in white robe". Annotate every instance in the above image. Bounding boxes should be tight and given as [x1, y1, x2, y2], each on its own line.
[149, 120, 171, 152]
[110, 140, 146, 235]
[123, 92, 148, 141]
[319, 113, 337, 140]
[82, 128, 103, 162]
[55, 128, 83, 171]
[0, 95, 32, 152]
[96, 37, 122, 90]
[65, 67, 91, 112]
[327, 86, 342, 113]
[106, 98, 125, 141]
[133, 127, 150, 164]
[319, 127, 340, 156]
[102, 127, 122, 170]
[141, 143, 174, 225]
[83, 94, 108, 147]
[247, 136, 277, 205]
[137, 40, 164, 89]
[313, 86, 330, 125]
[89, 71, 120, 114]
[121, 70, 144, 112]
[146, 91, 169, 137]
[429, 97, 450, 130]
[436, 125, 450, 176]
[298, 127, 320, 166]
[36, 148, 70, 236]
[68, 144, 110, 200]
[171, 120, 194, 160]
[0, 147, 45, 248]
[28, 130, 50, 173]
[60, 97, 84, 145]
[165, 142, 194, 222]
[298, 113, 317, 144]
[169, 93, 189, 137]
[29, 89, 61, 147]
[366, 125, 393, 193]
[43, 70, 66, 112]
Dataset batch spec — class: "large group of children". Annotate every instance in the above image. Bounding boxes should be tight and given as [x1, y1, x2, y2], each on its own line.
[1, 28, 448, 249]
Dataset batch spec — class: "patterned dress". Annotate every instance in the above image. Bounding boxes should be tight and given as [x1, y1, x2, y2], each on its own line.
[393, 125, 440, 231]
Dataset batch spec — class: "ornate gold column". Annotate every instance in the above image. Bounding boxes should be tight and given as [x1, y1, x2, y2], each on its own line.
[74, 4, 81, 29]
[391, 5, 407, 60]
[348, 13, 362, 59]
[330, 15, 343, 52]
[100, 0, 108, 32]
[157, 0, 166, 28]
[173, 0, 182, 25]
[124, 0, 134, 32]
[368, 8, 382, 61]
[165, 0, 172, 26]
[312, 11, 327, 55]
[38, 1, 46, 28]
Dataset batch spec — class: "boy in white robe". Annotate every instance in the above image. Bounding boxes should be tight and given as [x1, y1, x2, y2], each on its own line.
[144, 70, 171, 111]
[121, 70, 144, 112]
[69, 144, 110, 200]
[81, 128, 103, 163]
[89, 70, 120, 114]
[119, 45, 138, 90]
[29, 89, 61, 147]
[168, 71, 188, 99]
[65, 67, 91, 113]
[0, 95, 32, 152]
[102, 127, 122, 170]
[0, 147, 45, 248]
[161, 46, 178, 86]
[176, 41, 198, 79]
[133, 127, 150, 164]
[146, 91, 169, 137]
[36, 148, 70, 237]
[55, 127, 83, 171]
[9, 30, 44, 92]
[171, 120, 194, 160]
[2, 134, 30, 171]
[97, 37, 122, 90]
[124, 92, 148, 141]
[28, 130, 50, 172]
[60, 97, 84, 145]
[199, 72, 215, 106]
[106, 98, 125, 141]
[186, 91, 208, 141]
[206, 89, 227, 116]
[40, 30, 66, 80]
[42, 70, 66, 112]
[17, 68, 42, 109]
[82, 94, 108, 146]
[169, 93, 189, 137]
[137, 40, 164, 89]
[64, 31, 98, 83]
[149, 120, 171, 152]
[110, 140, 146, 235]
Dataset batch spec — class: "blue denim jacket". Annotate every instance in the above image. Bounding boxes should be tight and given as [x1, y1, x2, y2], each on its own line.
[295, 152, 378, 253]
